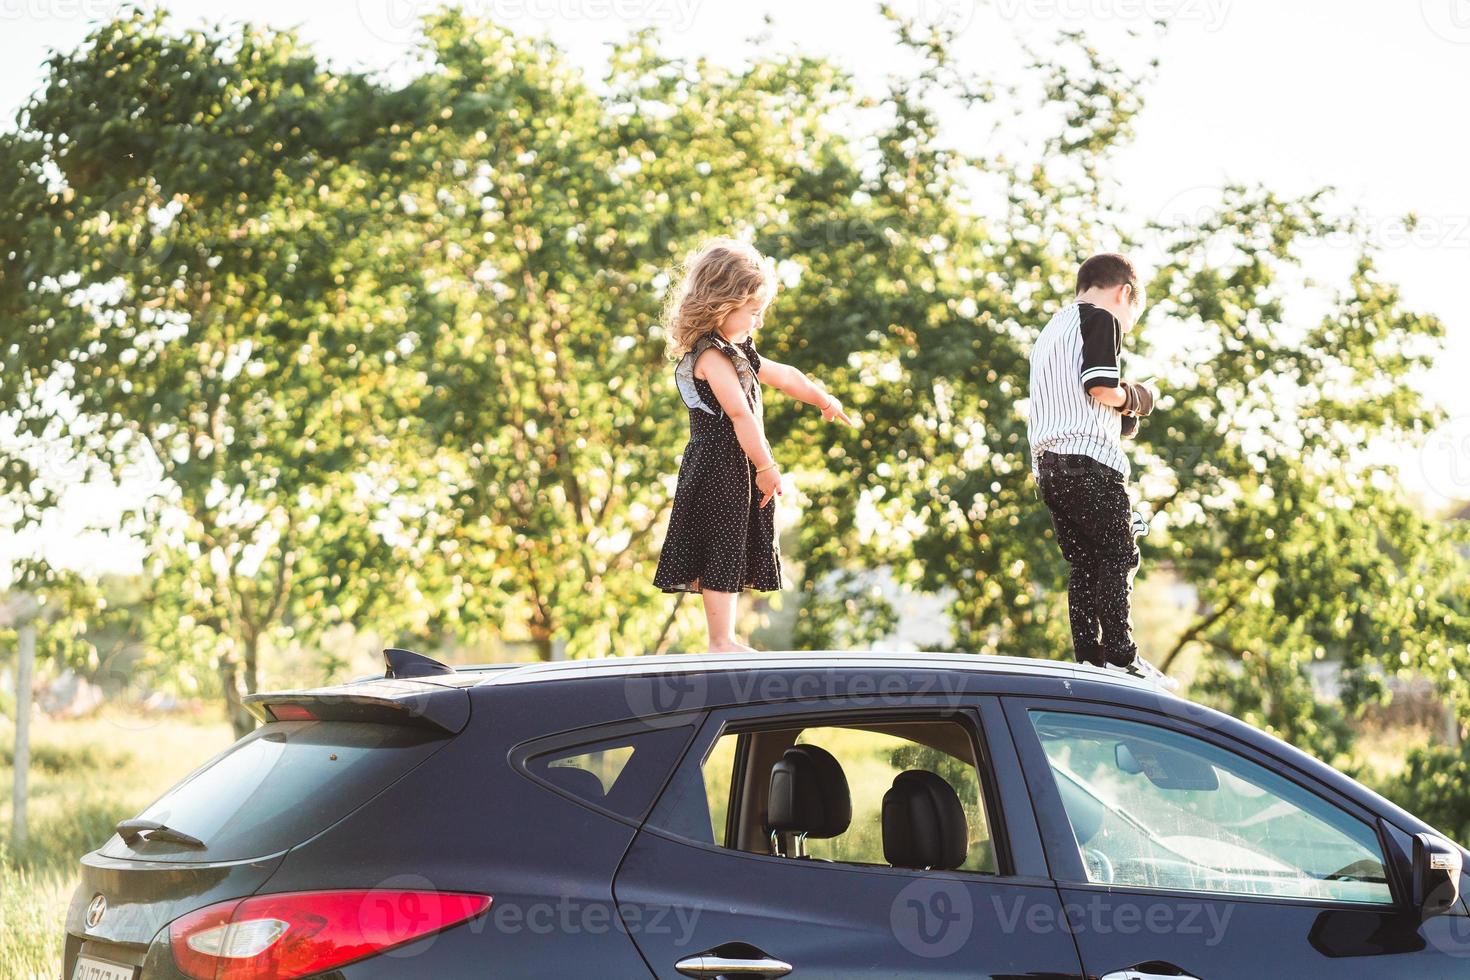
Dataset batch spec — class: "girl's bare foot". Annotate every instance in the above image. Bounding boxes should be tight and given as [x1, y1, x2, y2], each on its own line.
[706, 640, 756, 653]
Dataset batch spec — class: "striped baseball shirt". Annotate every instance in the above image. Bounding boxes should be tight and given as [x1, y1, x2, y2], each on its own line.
[1026, 301, 1129, 480]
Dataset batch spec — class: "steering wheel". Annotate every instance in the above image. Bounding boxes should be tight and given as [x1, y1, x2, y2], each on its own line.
[1083, 846, 1115, 884]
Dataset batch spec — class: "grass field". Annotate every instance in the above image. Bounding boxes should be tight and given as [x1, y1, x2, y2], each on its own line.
[0, 710, 234, 980]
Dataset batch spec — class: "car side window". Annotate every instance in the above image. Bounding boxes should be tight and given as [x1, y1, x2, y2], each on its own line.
[522, 725, 694, 820]
[651, 716, 999, 875]
[1029, 710, 1392, 904]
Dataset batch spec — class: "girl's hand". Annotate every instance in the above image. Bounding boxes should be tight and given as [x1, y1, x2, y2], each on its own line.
[820, 394, 856, 427]
[755, 465, 783, 508]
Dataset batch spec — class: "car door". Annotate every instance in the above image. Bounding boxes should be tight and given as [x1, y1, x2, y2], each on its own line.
[613, 693, 1085, 979]
[1003, 697, 1470, 979]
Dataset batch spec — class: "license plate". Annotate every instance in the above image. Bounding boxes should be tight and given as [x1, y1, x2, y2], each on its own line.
[70, 955, 136, 980]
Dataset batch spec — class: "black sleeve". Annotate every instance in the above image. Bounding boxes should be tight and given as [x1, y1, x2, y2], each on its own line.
[1079, 305, 1121, 393]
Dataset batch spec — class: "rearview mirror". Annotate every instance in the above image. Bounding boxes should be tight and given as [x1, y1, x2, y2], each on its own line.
[1115, 739, 1218, 791]
[1412, 832, 1462, 920]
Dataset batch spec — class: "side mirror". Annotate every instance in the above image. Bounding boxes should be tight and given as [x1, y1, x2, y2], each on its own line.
[1412, 832, 1463, 920]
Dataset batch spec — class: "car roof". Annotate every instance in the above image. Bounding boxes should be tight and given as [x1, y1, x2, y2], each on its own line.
[462, 649, 1167, 694]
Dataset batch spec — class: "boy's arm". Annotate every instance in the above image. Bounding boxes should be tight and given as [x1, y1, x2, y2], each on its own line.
[1079, 308, 1156, 414]
[1080, 306, 1125, 407]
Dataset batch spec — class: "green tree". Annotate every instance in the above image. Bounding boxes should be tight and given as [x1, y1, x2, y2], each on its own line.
[2, 6, 1463, 773]
[368, 12, 862, 658]
[776, 12, 1470, 770]
[0, 12, 422, 735]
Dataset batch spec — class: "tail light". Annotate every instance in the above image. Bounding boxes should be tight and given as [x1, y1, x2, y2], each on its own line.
[167, 888, 491, 979]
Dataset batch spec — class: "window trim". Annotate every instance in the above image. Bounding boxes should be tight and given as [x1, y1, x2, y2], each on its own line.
[1001, 695, 1404, 911]
[641, 696, 1022, 880]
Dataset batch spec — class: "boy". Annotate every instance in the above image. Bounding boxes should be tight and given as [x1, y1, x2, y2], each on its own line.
[1026, 253, 1170, 685]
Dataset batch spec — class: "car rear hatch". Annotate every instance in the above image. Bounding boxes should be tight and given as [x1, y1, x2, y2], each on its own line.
[63, 669, 470, 978]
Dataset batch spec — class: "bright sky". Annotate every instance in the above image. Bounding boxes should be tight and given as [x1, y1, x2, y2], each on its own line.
[1, 0, 1467, 581]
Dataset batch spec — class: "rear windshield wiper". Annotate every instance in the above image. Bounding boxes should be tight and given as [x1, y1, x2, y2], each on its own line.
[114, 818, 206, 849]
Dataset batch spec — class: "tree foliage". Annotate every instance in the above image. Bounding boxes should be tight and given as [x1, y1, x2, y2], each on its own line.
[1, 7, 1465, 764]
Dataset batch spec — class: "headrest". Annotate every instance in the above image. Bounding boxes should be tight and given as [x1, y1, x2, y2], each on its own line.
[882, 770, 968, 870]
[545, 766, 606, 802]
[767, 744, 851, 839]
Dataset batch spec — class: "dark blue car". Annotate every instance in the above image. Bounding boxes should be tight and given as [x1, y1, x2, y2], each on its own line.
[63, 649, 1470, 978]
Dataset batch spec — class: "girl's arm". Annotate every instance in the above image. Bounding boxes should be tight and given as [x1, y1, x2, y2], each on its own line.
[699, 350, 774, 464]
[757, 358, 856, 426]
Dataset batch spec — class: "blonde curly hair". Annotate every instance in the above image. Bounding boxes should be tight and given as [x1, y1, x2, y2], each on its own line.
[664, 238, 778, 358]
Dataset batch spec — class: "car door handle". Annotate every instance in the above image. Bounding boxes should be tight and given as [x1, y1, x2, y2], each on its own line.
[1101, 969, 1201, 980]
[675, 945, 793, 978]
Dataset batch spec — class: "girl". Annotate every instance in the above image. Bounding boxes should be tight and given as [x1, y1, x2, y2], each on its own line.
[653, 238, 855, 653]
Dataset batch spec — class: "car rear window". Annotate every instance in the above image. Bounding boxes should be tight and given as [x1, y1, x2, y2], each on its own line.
[100, 720, 448, 864]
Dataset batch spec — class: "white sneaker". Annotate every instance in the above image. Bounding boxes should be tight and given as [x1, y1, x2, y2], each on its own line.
[1110, 655, 1179, 692]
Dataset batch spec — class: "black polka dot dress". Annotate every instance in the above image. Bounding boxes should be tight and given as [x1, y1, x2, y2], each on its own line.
[653, 334, 782, 595]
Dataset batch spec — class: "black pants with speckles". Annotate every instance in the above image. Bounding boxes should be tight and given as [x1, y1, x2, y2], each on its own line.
[1036, 450, 1140, 667]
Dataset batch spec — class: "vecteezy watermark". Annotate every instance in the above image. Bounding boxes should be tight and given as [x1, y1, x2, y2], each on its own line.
[487, 899, 699, 945]
[623, 670, 710, 727]
[891, 883, 1235, 961]
[622, 666, 971, 726]
[1151, 184, 1470, 254]
[0, 0, 126, 21]
[94, 186, 186, 274]
[351, 878, 703, 957]
[356, 0, 704, 47]
[96, 642, 167, 733]
[1421, 0, 1470, 44]
[1419, 414, 1470, 501]
[993, 893, 1234, 946]
[891, 876, 974, 958]
[888, 0, 981, 34]
[468, 896, 701, 945]
[1423, 876, 1470, 957]
[357, 874, 463, 958]
[991, 0, 1230, 31]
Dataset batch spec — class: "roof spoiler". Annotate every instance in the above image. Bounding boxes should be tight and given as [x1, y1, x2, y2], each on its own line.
[243, 666, 469, 735]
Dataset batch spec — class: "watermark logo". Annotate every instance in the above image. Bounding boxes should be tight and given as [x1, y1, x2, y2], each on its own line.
[623, 670, 709, 727]
[358, 874, 458, 958]
[891, 876, 974, 958]
[892, 0, 980, 34]
[1151, 183, 1470, 254]
[994, 893, 1234, 945]
[356, 0, 704, 48]
[622, 666, 971, 727]
[1422, 0, 1470, 44]
[95, 187, 184, 274]
[991, 0, 1229, 32]
[0, 0, 127, 22]
[1420, 414, 1470, 501]
[1422, 874, 1470, 957]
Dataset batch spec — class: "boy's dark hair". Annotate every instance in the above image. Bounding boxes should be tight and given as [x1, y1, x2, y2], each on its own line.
[1075, 253, 1139, 302]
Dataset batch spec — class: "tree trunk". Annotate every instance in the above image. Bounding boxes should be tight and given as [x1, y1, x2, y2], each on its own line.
[217, 651, 255, 739]
[10, 618, 35, 853]
[243, 631, 260, 695]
